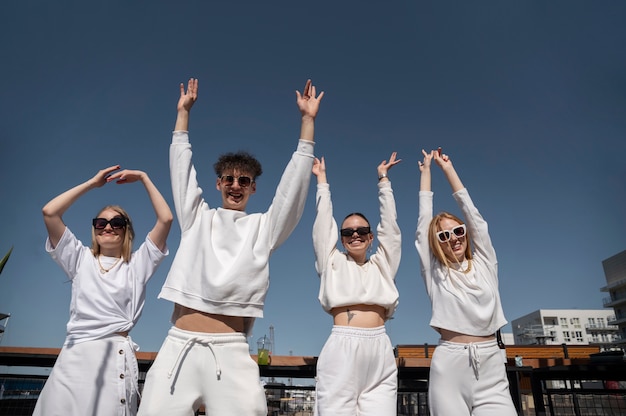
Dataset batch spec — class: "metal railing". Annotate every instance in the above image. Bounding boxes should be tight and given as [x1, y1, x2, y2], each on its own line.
[2, 347, 626, 415]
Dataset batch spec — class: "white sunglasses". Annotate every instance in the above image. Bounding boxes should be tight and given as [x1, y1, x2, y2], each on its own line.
[436, 224, 466, 243]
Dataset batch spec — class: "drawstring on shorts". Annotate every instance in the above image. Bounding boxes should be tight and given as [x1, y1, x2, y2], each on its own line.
[468, 342, 480, 380]
[440, 339, 497, 381]
[168, 336, 222, 380]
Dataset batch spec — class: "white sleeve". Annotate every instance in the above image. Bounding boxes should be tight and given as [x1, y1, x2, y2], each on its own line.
[312, 183, 339, 276]
[374, 181, 402, 278]
[415, 190, 435, 295]
[453, 188, 497, 265]
[265, 140, 315, 249]
[169, 131, 207, 233]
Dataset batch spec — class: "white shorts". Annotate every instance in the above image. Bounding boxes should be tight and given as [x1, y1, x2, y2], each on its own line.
[137, 326, 266, 416]
[315, 325, 397, 416]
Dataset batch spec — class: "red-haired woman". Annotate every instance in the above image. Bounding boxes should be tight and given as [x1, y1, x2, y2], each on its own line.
[416, 149, 516, 416]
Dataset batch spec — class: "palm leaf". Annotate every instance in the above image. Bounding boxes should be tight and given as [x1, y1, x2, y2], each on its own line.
[0, 246, 13, 275]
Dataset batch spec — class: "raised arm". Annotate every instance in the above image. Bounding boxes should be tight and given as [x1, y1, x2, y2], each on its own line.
[106, 170, 174, 252]
[42, 165, 121, 248]
[375, 152, 402, 274]
[170, 78, 204, 231]
[418, 149, 435, 192]
[174, 78, 199, 132]
[263, 80, 322, 248]
[312, 156, 338, 275]
[434, 147, 464, 193]
[295, 79, 324, 143]
[416, 150, 437, 291]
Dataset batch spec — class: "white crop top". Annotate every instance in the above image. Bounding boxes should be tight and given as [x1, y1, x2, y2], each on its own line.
[415, 188, 507, 336]
[313, 181, 400, 318]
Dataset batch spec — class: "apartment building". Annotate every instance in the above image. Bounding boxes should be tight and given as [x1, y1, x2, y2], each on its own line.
[601, 249, 626, 345]
[511, 309, 619, 347]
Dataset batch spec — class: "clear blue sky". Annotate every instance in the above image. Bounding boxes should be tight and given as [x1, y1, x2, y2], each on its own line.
[1, 1, 625, 358]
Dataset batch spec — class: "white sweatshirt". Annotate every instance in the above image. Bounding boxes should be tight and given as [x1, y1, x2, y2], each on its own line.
[415, 188, 507, 336]
[159, 131, 314, 322]
[46, 228, 167, 345]
[313, 181, 400, 319]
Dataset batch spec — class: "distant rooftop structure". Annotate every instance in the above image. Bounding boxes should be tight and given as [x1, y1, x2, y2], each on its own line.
[600, 249, 626, 345]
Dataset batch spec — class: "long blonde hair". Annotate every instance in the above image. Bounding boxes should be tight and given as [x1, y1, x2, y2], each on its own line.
[90, 205, 135, 262]
[428, 212, 472, 269]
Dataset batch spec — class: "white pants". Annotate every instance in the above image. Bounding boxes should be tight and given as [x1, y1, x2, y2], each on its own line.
[428, 340, 517, 416]
[315, 326, 397, 416]
[33, 334, 139, 416]
[137, 326, 266, 416]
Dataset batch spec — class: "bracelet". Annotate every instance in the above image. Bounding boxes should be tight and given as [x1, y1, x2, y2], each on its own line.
[378, 173, 387, 181]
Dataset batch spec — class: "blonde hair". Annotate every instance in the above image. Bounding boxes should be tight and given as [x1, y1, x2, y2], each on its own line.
[90, 205, 135, 262]
[428, 212, 472, 269]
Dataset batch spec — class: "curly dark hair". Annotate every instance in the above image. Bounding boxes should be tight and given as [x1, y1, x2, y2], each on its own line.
[213, 151, 263, 179]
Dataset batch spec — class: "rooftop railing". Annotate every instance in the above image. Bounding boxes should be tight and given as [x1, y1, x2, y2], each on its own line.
[1, 346, 625, 415]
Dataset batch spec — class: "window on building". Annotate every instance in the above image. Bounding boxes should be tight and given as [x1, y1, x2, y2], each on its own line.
[560, 317, 568, 328]
[598, 318, 605, 328]
[563, 331, 571, 342]
[588, 317, 596, 328]
[571, 317, 581, 328]
[575, 331, 583, 342]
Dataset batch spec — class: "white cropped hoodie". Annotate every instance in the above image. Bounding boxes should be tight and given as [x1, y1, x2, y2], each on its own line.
[313, 181, 400, 319]
[415, 188, 507, 336]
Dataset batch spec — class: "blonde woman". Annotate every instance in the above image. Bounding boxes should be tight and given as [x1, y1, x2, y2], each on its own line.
[34, 166, 172, 416]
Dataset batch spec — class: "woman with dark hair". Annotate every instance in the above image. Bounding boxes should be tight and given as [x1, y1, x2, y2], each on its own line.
[416, 148, 516, 416]
[34, 166, 173, 416]
[311, 153, 401, 416]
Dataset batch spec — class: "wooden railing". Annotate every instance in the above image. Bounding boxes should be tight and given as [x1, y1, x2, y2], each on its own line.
[2, 345, 625, 416]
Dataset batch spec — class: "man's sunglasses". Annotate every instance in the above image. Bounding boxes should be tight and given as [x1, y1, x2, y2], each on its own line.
[92, 217, 127, 230]
[340, 226, 371, 237]
[219, 175, 253, 188]
[436, 224, 466, 243]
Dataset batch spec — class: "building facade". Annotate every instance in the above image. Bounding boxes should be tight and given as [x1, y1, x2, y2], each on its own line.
[601, 249, 626, 346]
[511, 309, 619, 348]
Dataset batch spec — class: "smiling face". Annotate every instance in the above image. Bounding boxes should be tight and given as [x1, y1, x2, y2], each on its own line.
[216, 169, 256, 211]
[340, 214, 374, 263]
[93, 208, 126, 256]
[436, 217, 468, 263]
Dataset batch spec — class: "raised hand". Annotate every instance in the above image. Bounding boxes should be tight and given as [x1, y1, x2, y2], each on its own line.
[91, 165, 122, 188]
[106, 169, 146, 185]
[418, 149, 435, 172]
[296, 79, 324, 119]
[178, 78, 198, 113]
[433, 146, 453, 170]
[378, 152, 402, 179]
[312, 157, 327, 184]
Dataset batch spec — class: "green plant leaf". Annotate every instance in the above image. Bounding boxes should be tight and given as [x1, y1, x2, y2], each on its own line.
[0, 246, 13, 275]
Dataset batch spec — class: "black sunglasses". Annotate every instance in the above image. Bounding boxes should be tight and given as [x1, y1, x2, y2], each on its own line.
[92, 217, 127, 230]
[219, 175, 253, 188]
[340, 226, 371, 237]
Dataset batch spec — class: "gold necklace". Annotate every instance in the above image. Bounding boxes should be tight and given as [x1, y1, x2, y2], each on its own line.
[97, 255, 121, 273]
[460, 258, 472, 274]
